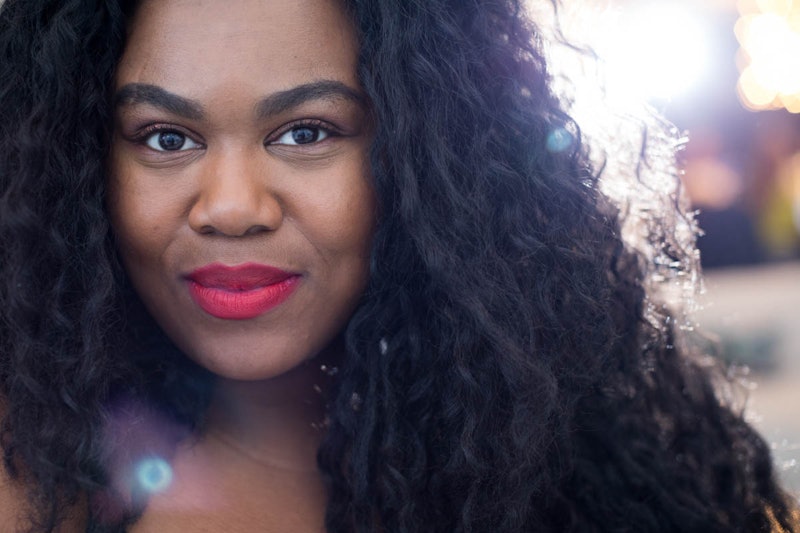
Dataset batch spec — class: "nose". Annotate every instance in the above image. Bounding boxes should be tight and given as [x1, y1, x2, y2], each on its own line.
[188, 147, 283, 237]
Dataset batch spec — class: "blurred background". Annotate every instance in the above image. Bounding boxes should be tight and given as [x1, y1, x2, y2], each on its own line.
[556, 0, 800, 493]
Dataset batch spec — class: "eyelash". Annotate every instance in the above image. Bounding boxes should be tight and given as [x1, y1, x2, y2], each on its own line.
[270, 119, 339, 146]
[131, 119, 340, 153]
[132, 124, 201, 152]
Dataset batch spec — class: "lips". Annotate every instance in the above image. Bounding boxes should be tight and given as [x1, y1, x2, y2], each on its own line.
[185, 262, 301, 320]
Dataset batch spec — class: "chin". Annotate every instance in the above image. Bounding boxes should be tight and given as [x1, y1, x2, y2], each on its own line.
[178, 334, 326, 383]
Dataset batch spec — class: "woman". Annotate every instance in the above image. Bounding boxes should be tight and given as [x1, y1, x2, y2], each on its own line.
[0, 0, 796, 531]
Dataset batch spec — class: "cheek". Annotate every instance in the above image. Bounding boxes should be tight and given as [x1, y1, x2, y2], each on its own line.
[320, 173, 375, 259]
[109, 144, 197, 249]
[280, 144, 374, 252]
[107, 158, 168, 267]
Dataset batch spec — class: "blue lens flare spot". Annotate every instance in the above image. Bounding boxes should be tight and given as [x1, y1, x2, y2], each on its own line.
[135, 457, 173, 494]
[546, 127, 574, 153]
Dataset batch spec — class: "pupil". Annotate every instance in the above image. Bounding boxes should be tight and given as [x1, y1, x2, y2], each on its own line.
[291, 127, 317, 144]
[158, 132, 185, 150]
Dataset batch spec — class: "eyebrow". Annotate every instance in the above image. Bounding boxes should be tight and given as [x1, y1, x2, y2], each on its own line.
[255, 80, 365, 119]
[114, 84, 204, 120]
[114, 80, 365, 121]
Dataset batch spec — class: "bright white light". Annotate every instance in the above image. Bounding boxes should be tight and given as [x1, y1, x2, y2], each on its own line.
[742, 13, 800, 95]
[597, 4, 712, 101]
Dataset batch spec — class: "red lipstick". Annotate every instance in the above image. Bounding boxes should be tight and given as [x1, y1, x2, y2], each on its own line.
[186, 263, 300, 320]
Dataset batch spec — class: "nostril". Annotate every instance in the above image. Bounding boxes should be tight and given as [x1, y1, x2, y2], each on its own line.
[244, 224, 271, 236]
[197, 224, 217, 235]
[188, 191, 284, 237]
[187, 158, 284, 237]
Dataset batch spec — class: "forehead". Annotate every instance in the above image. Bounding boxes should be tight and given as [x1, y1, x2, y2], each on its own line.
[116, 0, 359, 93]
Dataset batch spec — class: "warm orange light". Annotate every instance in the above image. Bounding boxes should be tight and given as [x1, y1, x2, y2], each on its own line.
[779, 92, 800, 113]
[756, 0, 793, 16]
[736, 1, 800, 111]
[738, 65, 778, 109]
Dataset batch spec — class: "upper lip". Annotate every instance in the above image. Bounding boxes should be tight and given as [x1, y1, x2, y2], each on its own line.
[185, 262, 298, 291]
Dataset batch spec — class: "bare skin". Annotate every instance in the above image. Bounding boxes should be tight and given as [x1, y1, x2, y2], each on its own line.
[1, 0, 373, 531]
[108, 0, 374, 530]
[0, 423, 33, 532]
[0, 401, 86, 532]
[127, 363, 332, 532]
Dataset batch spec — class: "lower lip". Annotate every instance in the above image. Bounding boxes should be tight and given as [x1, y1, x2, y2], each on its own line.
[187, 276, 300, 320]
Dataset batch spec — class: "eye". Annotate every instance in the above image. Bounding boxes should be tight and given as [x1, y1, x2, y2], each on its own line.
[144, 130, 201, 152]
[274, 125, 330, 146]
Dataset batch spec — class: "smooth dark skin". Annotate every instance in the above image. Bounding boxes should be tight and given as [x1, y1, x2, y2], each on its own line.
[0, 0, 375, 531]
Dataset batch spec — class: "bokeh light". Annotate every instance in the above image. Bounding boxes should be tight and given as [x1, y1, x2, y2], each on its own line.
[541, 0, 800, 496]
[736, 0, 800, 111]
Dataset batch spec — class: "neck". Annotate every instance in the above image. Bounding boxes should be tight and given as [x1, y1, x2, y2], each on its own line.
[203, 347, 340, 473]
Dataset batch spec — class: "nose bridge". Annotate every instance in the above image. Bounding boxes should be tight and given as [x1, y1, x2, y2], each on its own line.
[189, 144, 281, 236]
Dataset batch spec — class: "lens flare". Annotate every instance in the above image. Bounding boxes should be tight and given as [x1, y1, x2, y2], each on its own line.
[546, 127, 575, 153]
[135, 457, 173, 494]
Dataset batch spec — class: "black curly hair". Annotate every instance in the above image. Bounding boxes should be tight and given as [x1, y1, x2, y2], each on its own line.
[0, 0, 797, 531]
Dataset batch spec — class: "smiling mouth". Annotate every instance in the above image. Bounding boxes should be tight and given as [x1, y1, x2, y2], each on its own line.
[186, 263, 301, 320]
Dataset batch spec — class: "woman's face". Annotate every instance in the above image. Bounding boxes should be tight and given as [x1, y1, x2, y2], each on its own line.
[108, 0, 375, 380]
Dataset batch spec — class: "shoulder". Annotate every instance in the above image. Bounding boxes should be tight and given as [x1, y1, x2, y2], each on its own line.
[0, 399, 86, 533]
[0, 399, 30, 532]
[0, 471, 34, 533]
